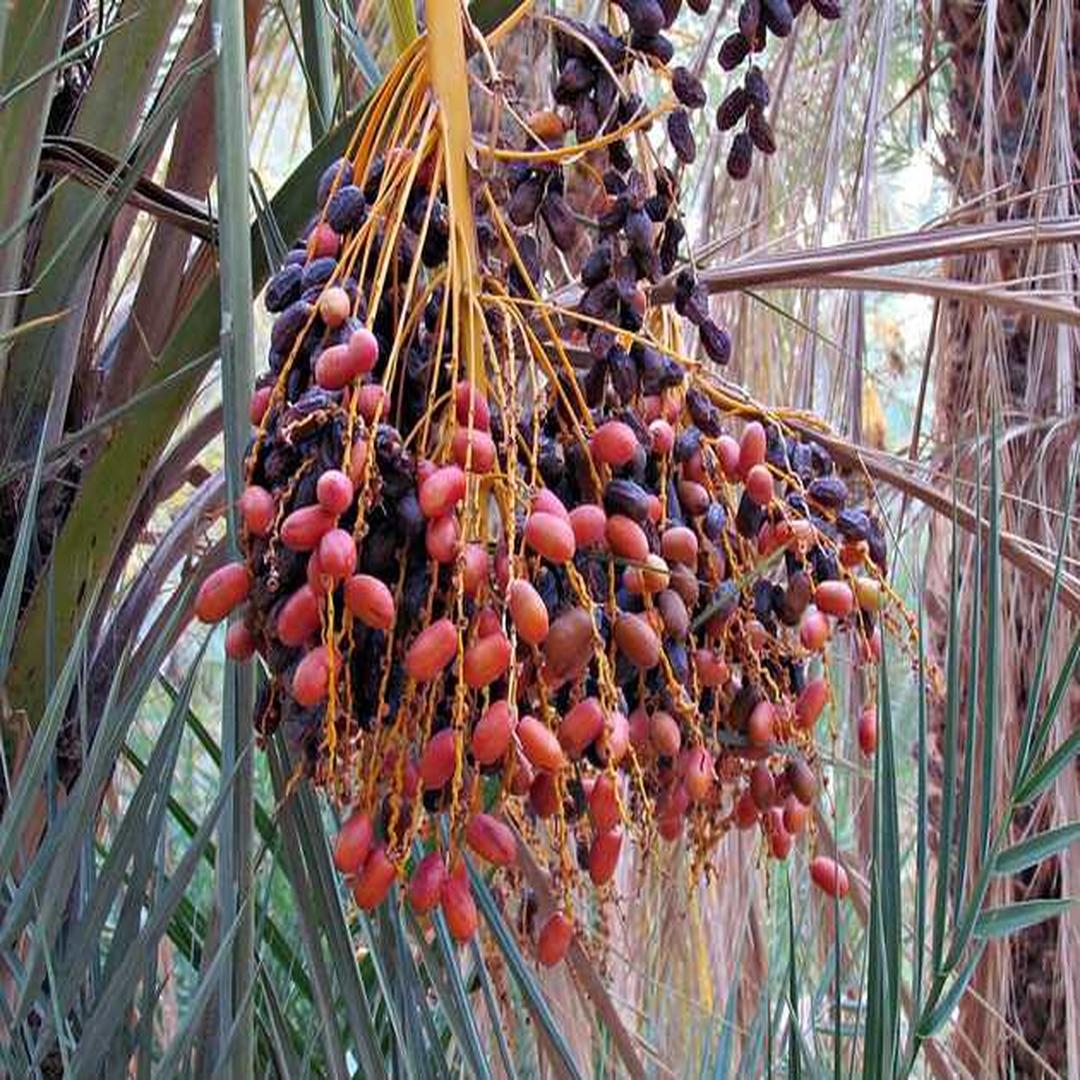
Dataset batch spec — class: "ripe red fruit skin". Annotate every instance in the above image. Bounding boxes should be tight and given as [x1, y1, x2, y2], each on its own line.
[281, 506, 336, 551]
[425, 513, 460, 564]
[517, 716, 565, 772]
[347, 327, 378, 374]
[472, 701, 514, 764]
[614, 613, 661, 669]
[767, 810, 792, 860]
[239, 485, 275, 536]
[249, 385, 271, 424]
[795, 677, 829, 730]
[462, 543, 489, 598]
[660, 526, 698, 566]
[316, 469, 354, 515]
[747, 700, 775, 746]
[745, 463, 774, 507]
[588, 773, 621, 832]
[857, 706, 878, 755]
[738, 421, 767, 476]
[344, 574, 395, 630]
[441, 869, 478, 942]
[357, 383, 387, 423]
[465, 813, 517, 866]
[474, 607, 500, 638]
[717, 434, 741, 479]
[649, 419, 675, 454]
[353, 845, 396, 909]
[749, 763, 776, 810]
[695, 649, 729, 687]
[419, 728, 457, 790]
[649, 710, 682, 757]
[195, 562, 251, 624]
[333, 810, 374, 875]
[419, 465, 467, 519]
[524, 511, 576, 563]
[318, 528, 357, 580]
[591, 421, 638, 466]
[531, 489, 569, 522]
[559, 698, 605, 758]
[682, 747, 714, 802]
[463, 631, 511, 688]
[319, 286, 350, 328]
[536, 911, 573, 966]
[314, 328, 376, 387]
[814, 580, 855, 618]
[733, 789, 759, 829]
[809, 855, 850, 899]
[307, 222, 340, 258]
[589, 828, 623, 886]
[529, 772, 560, 817]
[405, 618, 458, 682]
[598, 710, 630, 766]
[783, 794, 808, 835]
[224, 621, 255, 661]
[606, 514, 649, 562]
[799, 608, 829, 652]
[451, 427, 496, 473]
[508, 580, 549, 644]
[568, 504, 607, 548]
[277, 584, 322, 646]
[408, 851, 447, 914]
[292, 645, 333, 706]
[454, 380, 490, 430]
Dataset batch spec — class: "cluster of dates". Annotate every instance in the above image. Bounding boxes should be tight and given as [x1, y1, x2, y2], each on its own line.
[716, 0, 842, 178]
[187, 4, 876, 967]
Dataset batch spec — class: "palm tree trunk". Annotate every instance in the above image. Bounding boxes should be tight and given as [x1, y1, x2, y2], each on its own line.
[927, 2, 1079, 1075]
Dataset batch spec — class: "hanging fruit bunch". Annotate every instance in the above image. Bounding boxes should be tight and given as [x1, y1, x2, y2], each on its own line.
[716, 0, 842, 178]
[194, 0, 884, 964]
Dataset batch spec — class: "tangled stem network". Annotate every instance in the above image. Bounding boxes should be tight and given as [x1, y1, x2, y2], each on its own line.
[194, 0, 905, 966]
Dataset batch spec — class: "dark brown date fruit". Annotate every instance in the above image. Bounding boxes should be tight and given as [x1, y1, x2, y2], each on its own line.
[659, 218, 685, 273]
[699, 319, 731, 365]
[659, 0, 683, 25]
[744, 66, 770, 108]
[581, 244, 613, 287]
[265, 265, 303, 313]
[726, 131, 753, 179]
[624, 209, 654, 257]
[540, 192, 580, 252]
[632, 32, 675, 64]
[271, 300, 314, 352]
[508, 175, 544, 226]
[716, 87, 750, 131]
[718, 32, 750, 70]
[671, 67, 707, 109]
[327, 185, 367, 232]
[747, 107, 776, 154]
[317, 158, 353, 206]
[738, 0, 761, 40]
[608, 139, 634, 173]
[603, 478, 652, 523]
[807, 476, 849, 508]
[508, 234, 540, 296]
[687, 0, 710, 11]
[617, 0, 667, 36]
[674, 270, 708, 324]
[812, 0, 842, 16]
[762, 0, 794, 34]
[667, 108, 696, 164]
[555, 58, 595, 102]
